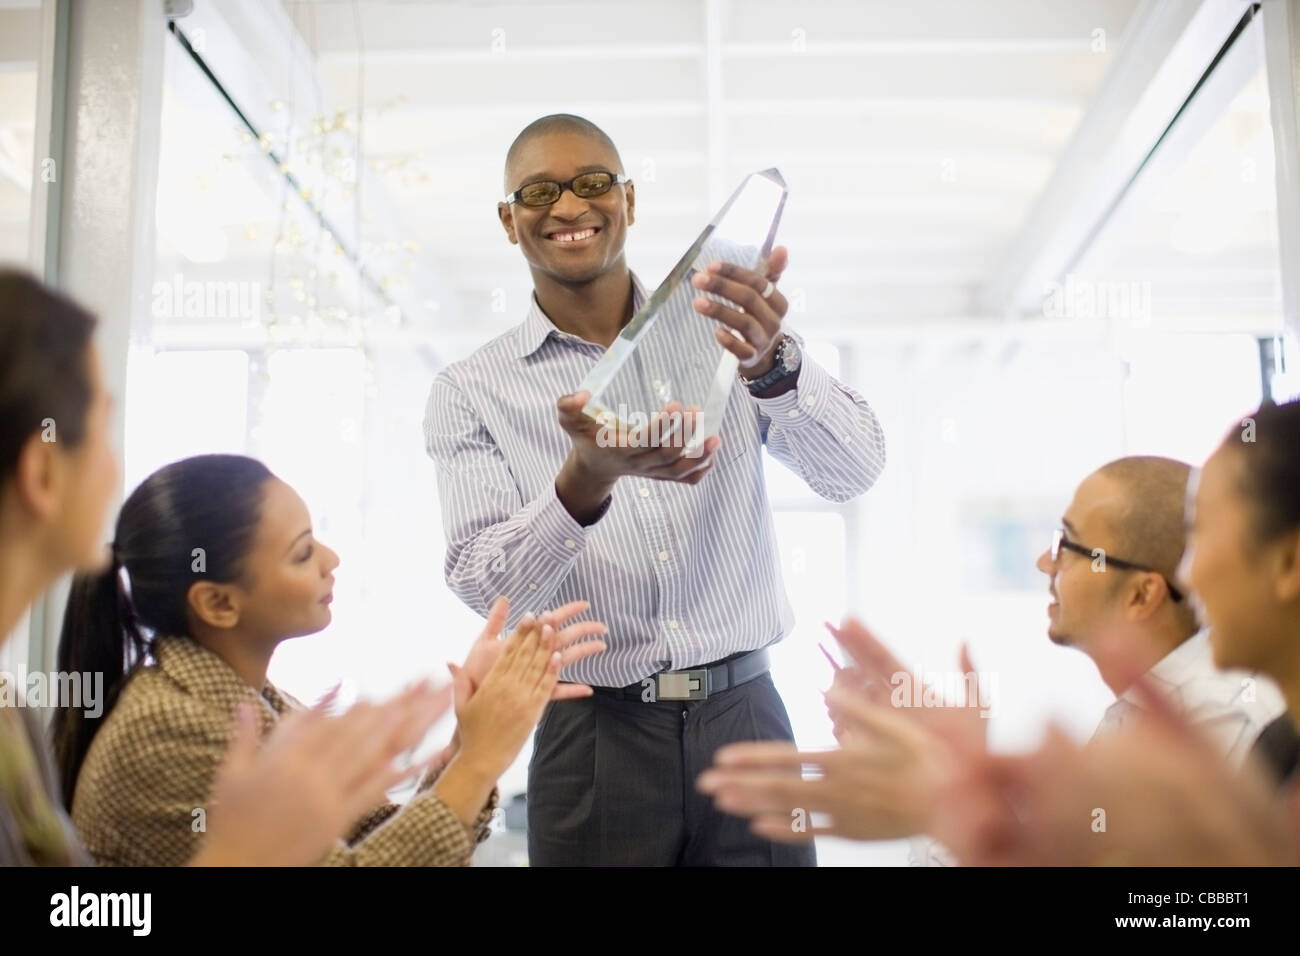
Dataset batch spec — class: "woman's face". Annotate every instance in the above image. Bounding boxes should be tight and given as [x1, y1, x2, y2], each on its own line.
[1188, 443, 1287, 672]
[226, 478, 340, 642]
[58, 343, 120, 573]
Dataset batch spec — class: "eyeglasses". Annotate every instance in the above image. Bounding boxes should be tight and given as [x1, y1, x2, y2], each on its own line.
[502, 171, 630, 207]
[1050, 528, 1184, 602]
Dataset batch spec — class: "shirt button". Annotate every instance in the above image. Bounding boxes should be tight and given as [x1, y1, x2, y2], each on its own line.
[841, 435, 852, 445]
[639, 487, 650, 498]
[564, 538, 576, 549]
[804, 396, 815, 408]
[528, 582, 538, 591]
[658, 550, 670, 562]
[668, 620, 679, 630]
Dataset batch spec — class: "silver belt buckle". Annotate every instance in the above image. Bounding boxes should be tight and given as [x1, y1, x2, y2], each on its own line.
[657, 669, 709, 700]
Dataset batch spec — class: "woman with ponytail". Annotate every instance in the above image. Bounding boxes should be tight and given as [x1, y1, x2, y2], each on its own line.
[0, 268, 540, 867]
[52, 454, 280, 810]
[55, 451, 607, 866]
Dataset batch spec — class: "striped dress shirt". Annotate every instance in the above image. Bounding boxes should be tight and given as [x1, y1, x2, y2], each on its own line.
[423, 268, 886, 687]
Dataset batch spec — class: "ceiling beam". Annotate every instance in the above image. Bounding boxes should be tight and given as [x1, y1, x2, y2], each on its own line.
[979, 0, 1256, 317]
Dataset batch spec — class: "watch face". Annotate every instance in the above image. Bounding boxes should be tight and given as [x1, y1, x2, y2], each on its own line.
[780, 337, 800, 371]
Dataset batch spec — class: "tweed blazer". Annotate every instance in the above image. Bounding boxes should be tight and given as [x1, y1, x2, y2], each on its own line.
[71, 635, 495, 866]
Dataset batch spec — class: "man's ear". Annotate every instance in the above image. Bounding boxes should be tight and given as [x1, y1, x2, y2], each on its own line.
[625, 180, 635, 227]
[1272, 528, 1300, 604]
[11, 431, 63, 521]
[1127, 573, 1165, 621]
[497, 202, 518, 245]
[187, 580, 242, 630]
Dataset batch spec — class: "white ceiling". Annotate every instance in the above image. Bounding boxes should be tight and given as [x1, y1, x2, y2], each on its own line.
[280, 0, 1141, 338]
[3, 0, 1286, 348]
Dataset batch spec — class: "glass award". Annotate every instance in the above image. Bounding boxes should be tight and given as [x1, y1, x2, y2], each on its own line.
[577, 168, 788, 457]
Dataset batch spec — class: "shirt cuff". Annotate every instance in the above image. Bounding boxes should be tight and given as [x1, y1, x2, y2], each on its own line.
[748, 344, 833, 424]
[317, 789, 477, 867]
[525, 482, 603, 563]
[472, 787, 500, 845]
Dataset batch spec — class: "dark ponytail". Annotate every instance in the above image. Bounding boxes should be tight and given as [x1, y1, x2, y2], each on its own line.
[52, 454, 274, 808]
[52, 550, 147, 808]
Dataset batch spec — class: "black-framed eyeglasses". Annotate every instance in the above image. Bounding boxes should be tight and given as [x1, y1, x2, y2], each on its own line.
[1050, 528, 1184, 602]
[502, 171, 631, 207]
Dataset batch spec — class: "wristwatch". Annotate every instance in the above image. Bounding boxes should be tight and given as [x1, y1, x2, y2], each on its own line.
[739, 334, 801, 394]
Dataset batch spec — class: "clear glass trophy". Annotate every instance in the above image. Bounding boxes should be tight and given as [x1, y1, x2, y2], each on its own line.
[577, 168, 788, 457]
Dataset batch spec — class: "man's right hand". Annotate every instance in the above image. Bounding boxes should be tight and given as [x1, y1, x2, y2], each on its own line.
[554, 390, 722, 521]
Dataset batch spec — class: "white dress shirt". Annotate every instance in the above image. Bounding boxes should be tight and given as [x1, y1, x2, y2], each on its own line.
[1089, 628, 1284, 762]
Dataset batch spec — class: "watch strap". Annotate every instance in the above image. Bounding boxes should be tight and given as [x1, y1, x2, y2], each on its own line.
[742, 336, 798, 393]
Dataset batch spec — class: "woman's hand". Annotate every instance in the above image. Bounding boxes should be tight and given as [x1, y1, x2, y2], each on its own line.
[453, 614, 565, 782]
[434, 612, 589, 825]
[458, 595, 607, 701]
[193, 680, 451, 866]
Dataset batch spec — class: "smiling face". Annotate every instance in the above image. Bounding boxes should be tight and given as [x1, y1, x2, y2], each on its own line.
[1187, 444, 1299, 673]
[497, 130, 635, 286]
[1035, 472, 1131, 651]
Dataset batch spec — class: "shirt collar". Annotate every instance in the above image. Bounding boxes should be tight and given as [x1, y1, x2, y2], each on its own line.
[1116, 628, 1213, 707]
[513, 271, 649, 360]
[154, 635, 290, 736]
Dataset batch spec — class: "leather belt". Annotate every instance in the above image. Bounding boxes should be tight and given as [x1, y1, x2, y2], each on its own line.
[595, 647, 771, 702]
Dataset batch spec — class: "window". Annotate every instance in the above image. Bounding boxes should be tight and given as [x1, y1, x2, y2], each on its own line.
[131, 30, 479, 727]
[1070, 18, 1286, 460]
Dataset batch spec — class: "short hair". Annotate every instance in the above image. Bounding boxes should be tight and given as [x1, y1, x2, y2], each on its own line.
[503, 114, 623, 193]
[1093, 455, 1192, 579]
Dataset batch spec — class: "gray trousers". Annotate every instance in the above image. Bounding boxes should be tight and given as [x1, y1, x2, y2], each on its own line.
[526, 671, 817, 866]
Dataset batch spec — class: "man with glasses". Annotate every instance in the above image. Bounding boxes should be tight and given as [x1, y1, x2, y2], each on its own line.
[1033, 455, 1279, 754]
[915, 455, 1281, 861]
[423, 114, 886, 865]
[691, 452, 1282, 865]
[906, 455, 1283, 864]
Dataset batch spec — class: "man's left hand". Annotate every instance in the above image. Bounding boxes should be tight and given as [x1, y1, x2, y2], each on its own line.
[691, 244, 789, 377]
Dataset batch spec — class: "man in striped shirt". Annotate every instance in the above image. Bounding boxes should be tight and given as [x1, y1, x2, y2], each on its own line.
[423, 113, 886, 865]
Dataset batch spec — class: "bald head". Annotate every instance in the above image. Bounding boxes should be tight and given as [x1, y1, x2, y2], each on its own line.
[1092, 456, 1193, 580]
[503, 114, 623, 194]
